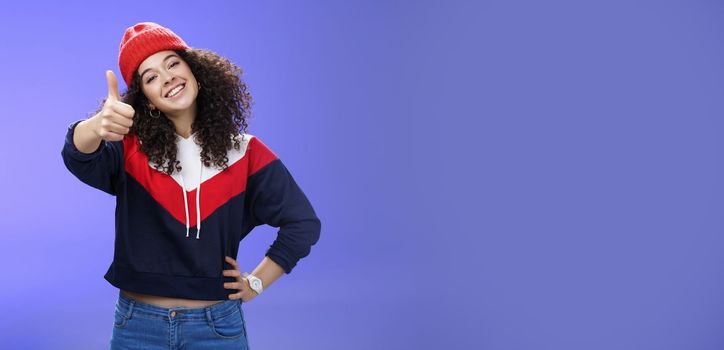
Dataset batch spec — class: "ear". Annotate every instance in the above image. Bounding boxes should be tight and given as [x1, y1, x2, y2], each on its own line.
[147, 103, 156, 110]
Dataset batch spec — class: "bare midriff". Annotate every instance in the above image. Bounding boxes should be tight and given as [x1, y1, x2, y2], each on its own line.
[121, 289, 225, 308]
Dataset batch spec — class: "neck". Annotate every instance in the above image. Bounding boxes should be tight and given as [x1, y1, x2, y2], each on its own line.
[166, 101, 197, 138]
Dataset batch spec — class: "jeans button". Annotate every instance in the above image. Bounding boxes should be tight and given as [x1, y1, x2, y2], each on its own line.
[171, 311, 176, 317]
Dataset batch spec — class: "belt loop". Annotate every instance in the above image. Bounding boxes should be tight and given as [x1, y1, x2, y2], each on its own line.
[204, 306, 213, 326]
[126, 299, 135, 319]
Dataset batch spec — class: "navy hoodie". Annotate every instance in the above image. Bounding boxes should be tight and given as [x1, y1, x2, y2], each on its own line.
[61, 119, 321, 300]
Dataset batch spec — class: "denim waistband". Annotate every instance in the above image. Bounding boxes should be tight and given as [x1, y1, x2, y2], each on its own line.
[117, 290, 239, 321]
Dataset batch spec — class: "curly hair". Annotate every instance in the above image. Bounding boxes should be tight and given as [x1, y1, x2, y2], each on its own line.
[93, 48, 254, 175]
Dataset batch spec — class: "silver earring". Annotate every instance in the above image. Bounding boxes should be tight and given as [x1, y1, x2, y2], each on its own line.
[197, 81, 202, 90]
[149, 108, 160, 118]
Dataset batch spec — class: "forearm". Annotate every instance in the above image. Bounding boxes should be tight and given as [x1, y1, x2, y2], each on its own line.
[250, 256, 285, 293]
[73, 115, 102, 154]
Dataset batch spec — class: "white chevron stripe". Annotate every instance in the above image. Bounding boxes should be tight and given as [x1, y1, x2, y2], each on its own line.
[152, 133, 255, 191]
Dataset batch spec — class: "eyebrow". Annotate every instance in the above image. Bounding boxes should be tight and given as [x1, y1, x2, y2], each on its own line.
[140, 54, 179, 80]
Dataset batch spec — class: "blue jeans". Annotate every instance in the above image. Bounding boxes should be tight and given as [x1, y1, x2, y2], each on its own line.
[110, 291, 250, 349]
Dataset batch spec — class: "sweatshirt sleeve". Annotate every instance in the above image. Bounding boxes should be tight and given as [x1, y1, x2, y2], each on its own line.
[61, 119, 124, 196]
[243, 136, 321, 274]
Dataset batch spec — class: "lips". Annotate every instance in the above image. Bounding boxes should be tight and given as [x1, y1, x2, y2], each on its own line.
[165, 83, 186, 98]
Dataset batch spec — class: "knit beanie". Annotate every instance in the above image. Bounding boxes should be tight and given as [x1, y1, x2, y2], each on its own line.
[118, 22, 190, 87]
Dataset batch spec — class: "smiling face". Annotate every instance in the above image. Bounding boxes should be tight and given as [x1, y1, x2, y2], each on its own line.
[137, 50, 199, 117]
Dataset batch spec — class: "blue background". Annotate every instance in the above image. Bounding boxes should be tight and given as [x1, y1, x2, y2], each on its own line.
[0, 0, 723, 349]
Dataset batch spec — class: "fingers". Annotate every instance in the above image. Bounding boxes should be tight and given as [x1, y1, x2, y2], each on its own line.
[110, 102, 135, 124]
[98, 129, 125, 142]
[225, 256, 238, 269]
[96, 114, 132, 142]
[224, 281, 243, 290]
[106, 70, 120, 101]
[226, 286, 251, 301]
[222, 269, 240, 277]
[99, 116, 131, 135]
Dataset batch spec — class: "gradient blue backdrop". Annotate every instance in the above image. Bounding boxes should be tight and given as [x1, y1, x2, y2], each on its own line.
[0, 0, 723, 349]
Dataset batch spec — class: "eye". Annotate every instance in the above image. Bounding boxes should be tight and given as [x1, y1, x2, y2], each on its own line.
[145, 62, 179, 84]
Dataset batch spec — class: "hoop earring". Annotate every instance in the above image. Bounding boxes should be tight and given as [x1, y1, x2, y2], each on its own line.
[197, 81, 202, 91]
[149, 108, 160, 118]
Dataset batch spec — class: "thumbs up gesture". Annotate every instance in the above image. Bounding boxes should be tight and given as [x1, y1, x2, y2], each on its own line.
[93, 70, 135, 141]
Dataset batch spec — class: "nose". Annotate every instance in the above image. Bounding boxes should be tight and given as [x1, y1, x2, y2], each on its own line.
[161, 71, 176, 86]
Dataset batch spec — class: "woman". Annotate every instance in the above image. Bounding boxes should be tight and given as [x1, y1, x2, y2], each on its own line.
[61, 22, 321, 349]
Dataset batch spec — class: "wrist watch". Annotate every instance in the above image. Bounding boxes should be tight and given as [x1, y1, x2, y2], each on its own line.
[245, 273, 264, 295]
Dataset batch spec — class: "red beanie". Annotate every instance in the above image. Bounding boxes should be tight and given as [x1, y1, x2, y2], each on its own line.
[118, 22, 190, 88]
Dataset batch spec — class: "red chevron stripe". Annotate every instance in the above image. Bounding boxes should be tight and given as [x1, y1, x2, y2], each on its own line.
[122, 134, 278, 227]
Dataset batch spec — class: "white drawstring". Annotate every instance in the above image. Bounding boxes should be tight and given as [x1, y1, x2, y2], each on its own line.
[179, 157, 203, 239]
[180, 176, 190, 238]
[196, 162, 202, 239]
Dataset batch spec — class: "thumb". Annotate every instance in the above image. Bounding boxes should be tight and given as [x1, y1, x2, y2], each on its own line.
[106, 70, 120, 101]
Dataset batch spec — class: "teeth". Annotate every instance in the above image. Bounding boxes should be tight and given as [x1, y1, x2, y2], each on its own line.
[167, 84, 185, 98]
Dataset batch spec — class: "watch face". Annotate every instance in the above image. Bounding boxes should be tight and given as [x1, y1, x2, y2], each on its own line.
[251, 279, 261, 289]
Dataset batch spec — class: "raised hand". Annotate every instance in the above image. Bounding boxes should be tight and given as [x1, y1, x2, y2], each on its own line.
[94, 70, 135, 142]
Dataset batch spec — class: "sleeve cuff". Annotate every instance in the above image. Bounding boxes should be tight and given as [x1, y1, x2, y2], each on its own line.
[63, 119, 105, 161]
[265, 245, 297, 274]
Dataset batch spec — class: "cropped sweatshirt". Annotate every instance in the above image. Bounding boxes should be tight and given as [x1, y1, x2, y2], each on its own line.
[61, 119, 321, 300]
